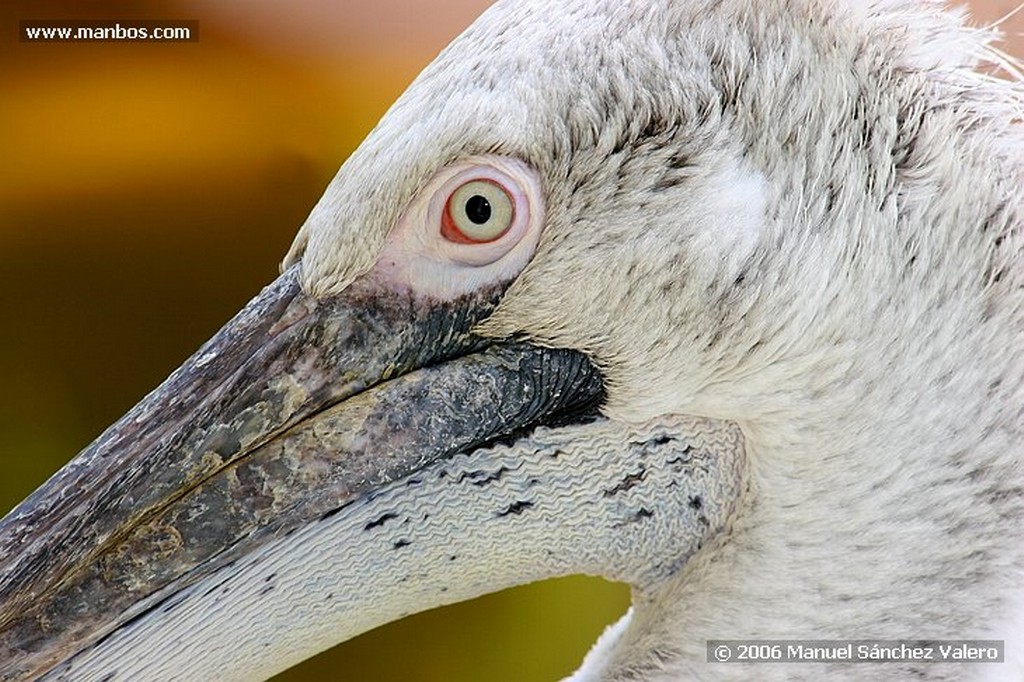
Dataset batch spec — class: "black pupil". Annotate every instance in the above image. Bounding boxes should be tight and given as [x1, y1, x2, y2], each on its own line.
[464, 194, 492, 224]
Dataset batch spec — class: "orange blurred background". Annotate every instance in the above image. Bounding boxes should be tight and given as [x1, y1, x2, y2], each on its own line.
[1, 1, 1020, 681]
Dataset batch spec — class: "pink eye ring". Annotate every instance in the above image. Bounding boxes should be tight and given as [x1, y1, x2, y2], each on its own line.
[371, 156, 544, 298]
[441, 178, 516, 244]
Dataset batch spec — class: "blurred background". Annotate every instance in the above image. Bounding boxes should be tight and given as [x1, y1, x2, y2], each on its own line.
[1, 1, 1020, 680]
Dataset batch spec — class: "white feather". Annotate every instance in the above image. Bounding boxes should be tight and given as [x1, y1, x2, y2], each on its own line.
[288, 0, 1024, 678]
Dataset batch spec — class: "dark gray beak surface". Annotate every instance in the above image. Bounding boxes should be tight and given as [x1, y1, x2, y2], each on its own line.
[0, 265, 604, 680]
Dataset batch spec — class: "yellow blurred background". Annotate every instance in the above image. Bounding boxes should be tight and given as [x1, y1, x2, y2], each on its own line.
[0, 1, 1020, 681]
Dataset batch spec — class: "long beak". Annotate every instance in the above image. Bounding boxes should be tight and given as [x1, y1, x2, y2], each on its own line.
[0, 265, 605, 679]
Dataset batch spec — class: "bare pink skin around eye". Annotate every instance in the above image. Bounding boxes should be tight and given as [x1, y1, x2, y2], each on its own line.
[368, 156, 545, 302]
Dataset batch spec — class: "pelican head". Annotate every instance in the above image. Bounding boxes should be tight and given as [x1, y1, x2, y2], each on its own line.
[2, 0, 1022, 680]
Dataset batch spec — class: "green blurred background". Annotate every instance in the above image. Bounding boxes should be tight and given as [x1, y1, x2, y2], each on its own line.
[0, 1, 1019, 680]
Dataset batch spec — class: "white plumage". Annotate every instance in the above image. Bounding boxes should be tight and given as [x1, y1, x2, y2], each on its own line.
[1, 1, 1021, 681]
[295, 1, 1024, 679]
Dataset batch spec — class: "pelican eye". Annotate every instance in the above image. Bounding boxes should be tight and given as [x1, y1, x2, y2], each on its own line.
[442, 179, 515, 243]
